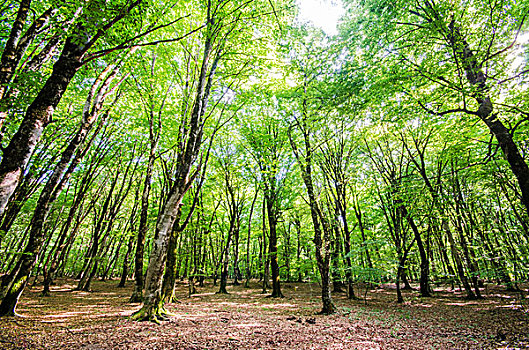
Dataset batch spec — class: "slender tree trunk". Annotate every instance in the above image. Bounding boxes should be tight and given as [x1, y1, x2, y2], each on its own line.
[218, 227, 233, 294]
[232, 224, 241, 286]
[261, 198, 269, 292]
[118, 192, 140, 288]
[245, 187, 258, 287]
[402, 207, 431, 297]
[290, 128, 334, 314]
[396, 254, 405, 303]
[295, 219, 303, 283]
[266, 197, 283, 298]
[118, 233, 135, 288]
[130, 142, 158, 302]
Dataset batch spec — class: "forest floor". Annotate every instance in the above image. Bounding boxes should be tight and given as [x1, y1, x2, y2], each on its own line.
[0, 279, 528, 349]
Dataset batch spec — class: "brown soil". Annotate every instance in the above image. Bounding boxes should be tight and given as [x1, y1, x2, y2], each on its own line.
[0, 279, 528, 349]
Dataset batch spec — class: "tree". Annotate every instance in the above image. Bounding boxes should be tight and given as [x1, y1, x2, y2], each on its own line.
[242, 101, 290, 298]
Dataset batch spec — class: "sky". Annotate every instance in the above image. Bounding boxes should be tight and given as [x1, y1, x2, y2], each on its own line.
[296, 0, 345, 35]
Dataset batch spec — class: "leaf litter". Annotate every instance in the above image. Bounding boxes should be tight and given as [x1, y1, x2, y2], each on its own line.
[0, 279, 528, 349]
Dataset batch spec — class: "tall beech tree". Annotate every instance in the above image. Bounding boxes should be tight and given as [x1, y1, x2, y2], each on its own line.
[242, 106, 291, 299]
[128, 52, 166, 303]
[131, 0, 276, 321]
[283, 27, 341, 313]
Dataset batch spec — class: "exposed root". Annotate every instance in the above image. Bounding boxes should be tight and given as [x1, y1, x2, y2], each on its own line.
[131, 305, 174, 323]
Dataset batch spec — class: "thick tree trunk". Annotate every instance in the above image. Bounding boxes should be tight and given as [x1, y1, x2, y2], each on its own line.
[161, 223, 181, 301]
[132, 185, 185, 321]
[0, 38, 83, 219]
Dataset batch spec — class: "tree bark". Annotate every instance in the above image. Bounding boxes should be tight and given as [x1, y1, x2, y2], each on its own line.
[0, 37, 84, 219]
[245, 187, 258, 287]
[402, 206, 431, 297]
[0, 0, 32, 101]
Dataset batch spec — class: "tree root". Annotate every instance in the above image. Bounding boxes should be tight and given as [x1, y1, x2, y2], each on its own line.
[130, 305, 175, 323]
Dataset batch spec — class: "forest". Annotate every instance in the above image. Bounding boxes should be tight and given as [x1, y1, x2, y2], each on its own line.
[0, 0, 528, 348]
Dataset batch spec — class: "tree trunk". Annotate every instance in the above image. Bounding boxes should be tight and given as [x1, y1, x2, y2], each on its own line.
[266, 196, 283, 298]
[232, 223, 241, 286]
[132, 185, 186, 321]
[130, 139, 158, 302]
[444, 21, 529, 217]
[402, 207, 431, 297]
[0, 38, 83, 219]
[290, 128, 335, 314]
[161, 222, 181, 302]
[245, 187, 258, 287]
[118, 233, 135, 288]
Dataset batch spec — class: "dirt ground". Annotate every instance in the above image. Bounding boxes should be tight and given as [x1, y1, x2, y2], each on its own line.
[0, 279, 528, 349]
